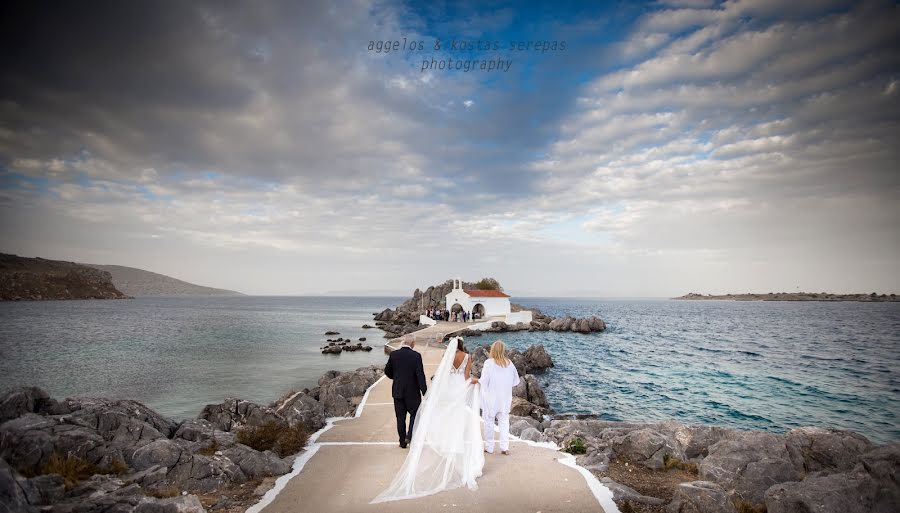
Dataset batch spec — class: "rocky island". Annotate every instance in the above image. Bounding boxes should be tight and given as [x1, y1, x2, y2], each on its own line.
[372, 278, 607, 338]
[676, 292, 899, 302]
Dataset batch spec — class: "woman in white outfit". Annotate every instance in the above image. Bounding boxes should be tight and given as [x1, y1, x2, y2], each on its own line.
[372, 337, 484, 503]
[476, 340, 520, 455]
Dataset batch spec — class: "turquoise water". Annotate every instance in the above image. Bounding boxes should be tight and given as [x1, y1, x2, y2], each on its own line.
[1, 297, 898, 443]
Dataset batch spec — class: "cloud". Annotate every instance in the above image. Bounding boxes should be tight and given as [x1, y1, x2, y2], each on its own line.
[1, 0, 898, 295]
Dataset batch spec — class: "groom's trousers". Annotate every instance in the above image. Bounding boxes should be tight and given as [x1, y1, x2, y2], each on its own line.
[394, 394, 421, 443]
[482, 409, 510, 453]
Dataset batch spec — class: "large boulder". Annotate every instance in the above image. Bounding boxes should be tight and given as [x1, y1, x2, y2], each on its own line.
[199, 398, 286, 433]
[172, 419, 236, 449]
[522, 345, 554, 372]
[130, 439, 246, 491]
[699, 432, 801, 504]
[318, 366, 382, 418]
[0, 386, 64, 423]
[373, 308, 394, 321]
[0, 413, 122, 472]
[52, 478, 147, 513]
[784, 426, 873, 474]
[609, 428, 685, 469]
[765, 469, 878, 513]
[63, 397, 178, 439]
[667, 481, 737, 513]
[470, 346, 488, 378]
[0, 457, 33, 513]
[857, 442, 900, 510]
[221, 444, 291, 479]
[512, 375, 549, 408]
[277, 392, 326, 432]
[666, 422, 738, 460]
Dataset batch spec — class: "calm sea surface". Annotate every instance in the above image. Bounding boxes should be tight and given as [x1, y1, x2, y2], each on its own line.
[1, 297, 898, 443]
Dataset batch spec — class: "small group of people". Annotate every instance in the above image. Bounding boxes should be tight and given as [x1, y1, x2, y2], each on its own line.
[426, 306, 450, 321]
[426, 306, 482, 323]
[375, 337, 521, 503]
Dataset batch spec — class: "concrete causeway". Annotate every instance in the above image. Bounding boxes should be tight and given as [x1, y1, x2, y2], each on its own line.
[252, 326, 615, 513]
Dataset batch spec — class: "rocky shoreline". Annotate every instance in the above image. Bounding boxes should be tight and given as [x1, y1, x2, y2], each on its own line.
[3, 341, 897, 513]
[675, 291, 899, 302]
[0, 366, 383, 513]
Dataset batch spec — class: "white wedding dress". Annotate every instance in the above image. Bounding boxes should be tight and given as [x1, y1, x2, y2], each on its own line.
[372, 337, 485, 503]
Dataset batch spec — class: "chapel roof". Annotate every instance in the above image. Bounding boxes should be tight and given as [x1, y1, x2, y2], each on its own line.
[462, 289, 510, 298]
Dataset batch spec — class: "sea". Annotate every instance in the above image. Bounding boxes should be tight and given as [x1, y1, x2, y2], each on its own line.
[1, 296, 898, 444]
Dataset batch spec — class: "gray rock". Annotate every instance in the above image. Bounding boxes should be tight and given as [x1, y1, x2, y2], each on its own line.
[765, 469, 878, 513]
[21, 473, 66, 505]
[577, 450, 610, 472]
[318, 366, 382, 418]
[0, 413, 121, 472]
[610, 428, 685, 469]
[600, 477, 664, 506]
[512, 375, 549, 408]
[522, 345, 554, 372]
[700, 432, 800, 504]
[1, 457, 34, 513]
[518, 427, 543, 442]
[470, 347, 488, 378]
[0, 386, 64, 423]
[199, 399, 286, 433]
[130, 439, 246, 491]
[507, 349, 527, 376]
[221, 444, 291, 479]
[63, 397, 178, 439]
[509, 419, 534, 438]
[785, 426, 873, 474]
[857, 442, 900, 510]
[172, 419, 236, 449]
[134, 495, 206, 513]
[54, 477, 144, 513]
[667, 423, 738, 460]
[278, 393, 325, 432]
[667, 481, 737, 513]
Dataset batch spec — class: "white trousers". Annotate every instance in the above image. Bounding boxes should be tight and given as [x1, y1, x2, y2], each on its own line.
[482, 409, 510, 452]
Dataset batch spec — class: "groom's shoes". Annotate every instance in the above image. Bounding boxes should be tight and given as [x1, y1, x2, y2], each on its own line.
[399, 440, 407, 449]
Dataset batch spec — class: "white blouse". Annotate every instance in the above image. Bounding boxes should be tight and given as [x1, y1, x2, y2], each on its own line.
[480, 358, 520, 413]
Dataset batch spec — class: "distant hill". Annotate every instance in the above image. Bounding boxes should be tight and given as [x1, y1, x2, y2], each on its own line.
[84, 264, 243, 297]
[675, 292, 898, 302]
[0, 253, 128, 300]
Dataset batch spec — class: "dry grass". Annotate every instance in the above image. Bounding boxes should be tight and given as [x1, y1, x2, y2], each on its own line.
[237, 421, 309, 457]
[197, 438, 220, 456]
[735, 499, 767, 513]
[662, 454, 699, 474]
[32, 452, 129, 490]
[41, 453, 100, 490]
[144, 485, 181, 498]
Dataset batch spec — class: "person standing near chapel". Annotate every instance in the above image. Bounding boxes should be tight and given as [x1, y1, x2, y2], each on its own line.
[384, 338, 428, 448]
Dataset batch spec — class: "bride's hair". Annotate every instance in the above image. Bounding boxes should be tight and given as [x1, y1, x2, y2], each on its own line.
[490, 340, 510, 368]
[456, 338, 467, 353]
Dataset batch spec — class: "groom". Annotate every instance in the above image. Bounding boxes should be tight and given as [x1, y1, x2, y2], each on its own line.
[384, 338, 428, 448]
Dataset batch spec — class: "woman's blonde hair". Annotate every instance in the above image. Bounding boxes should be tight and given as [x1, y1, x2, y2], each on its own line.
[490, 340, 510, 368]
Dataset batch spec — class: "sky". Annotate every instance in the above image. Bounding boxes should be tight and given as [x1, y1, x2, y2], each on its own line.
[1, 0, 899, 297]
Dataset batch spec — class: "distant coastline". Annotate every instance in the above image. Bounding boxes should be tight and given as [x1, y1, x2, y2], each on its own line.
[0, 253, 243, 300]
[675, 291, 899, 302]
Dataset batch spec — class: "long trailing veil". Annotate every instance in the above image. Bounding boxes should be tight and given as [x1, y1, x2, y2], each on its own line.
[372, 336, 485, 503]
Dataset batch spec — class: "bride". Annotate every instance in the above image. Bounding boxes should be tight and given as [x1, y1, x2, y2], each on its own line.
[372, 336, 484, 503]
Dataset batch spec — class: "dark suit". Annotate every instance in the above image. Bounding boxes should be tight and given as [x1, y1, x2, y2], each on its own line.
[383, 346, 427, 445]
